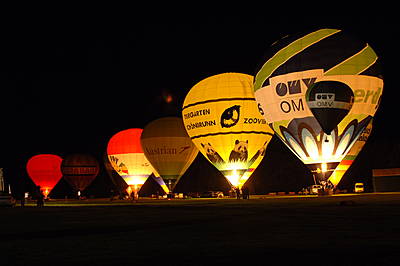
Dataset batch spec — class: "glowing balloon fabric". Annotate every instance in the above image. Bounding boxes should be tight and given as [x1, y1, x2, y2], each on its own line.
[107, 128, 153, 192]
[253, 29, 383, 183]
[103, 152, 129, 194]
[60, 153, 99, 193]
[140, 117, 198, 192]
[26, 154, 63, 197]
[182, 73, 274, 188]
[328, 120, 373, 187]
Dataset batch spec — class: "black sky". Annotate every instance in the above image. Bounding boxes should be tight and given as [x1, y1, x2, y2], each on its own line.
[1, 9, 399, 192]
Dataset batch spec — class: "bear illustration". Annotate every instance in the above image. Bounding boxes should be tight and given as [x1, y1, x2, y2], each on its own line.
[201, 143, 225, 164]
[229, 140, 248, 163]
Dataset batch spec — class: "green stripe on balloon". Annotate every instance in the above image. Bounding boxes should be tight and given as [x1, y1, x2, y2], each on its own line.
[325, 45, 378, 75]
[254, 28, 341, 92]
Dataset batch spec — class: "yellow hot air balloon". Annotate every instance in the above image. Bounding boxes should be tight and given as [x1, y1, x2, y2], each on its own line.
[253, 29, 383, 186]
[140, 117, 198, 193]
[182, 73, 274, 189]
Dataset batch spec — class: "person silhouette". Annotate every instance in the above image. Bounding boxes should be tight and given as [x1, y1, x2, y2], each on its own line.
[235, 187, 241, 199]
[36, 186, 44, 207]
[242, 185, 250, 199]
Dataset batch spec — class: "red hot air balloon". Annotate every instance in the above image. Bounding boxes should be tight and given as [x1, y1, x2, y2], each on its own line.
[26, 154, 63, 198]
[60, 153, 99, 197]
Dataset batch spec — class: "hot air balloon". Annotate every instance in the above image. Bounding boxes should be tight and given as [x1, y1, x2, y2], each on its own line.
[182, 73, 274, 189]
[60, 153, 99, 197]
[140, 117, 198, 193]
[103, 151, 129, 196]
[106, 128, 169, 199]
[26, 154, 63, 198]
[253, 28, 383, 187]
[328, 119, 373, 187]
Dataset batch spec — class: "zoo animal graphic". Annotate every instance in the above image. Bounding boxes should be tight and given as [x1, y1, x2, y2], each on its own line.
[201, 140, 267, 168]
[201, 143, 224, 164]
[229, 140, 248, 163]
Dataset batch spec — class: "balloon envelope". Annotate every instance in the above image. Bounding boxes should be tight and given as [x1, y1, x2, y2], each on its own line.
[182, 73, 274, 188]
[253, 28, 383, 184]
[140, 117, 198, 192]
[103, 152, 129, 194]
[60, 153, 99, 192]
[106, 128, 168, 194]
[26, 154, 63, 196]
[328, 119, 373, 187]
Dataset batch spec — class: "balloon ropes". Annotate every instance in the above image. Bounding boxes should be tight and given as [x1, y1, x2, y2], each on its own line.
[26, 154, 63, 198]
[141, 117, 198, 193]
[182, 73, 274, 189]
[253, 28, 383, 187]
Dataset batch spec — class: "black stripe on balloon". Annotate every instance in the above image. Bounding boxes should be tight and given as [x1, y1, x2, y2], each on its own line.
[191, 131, 274, 139]
[182, 97, 255, 110]
[261, 30, 379, 88]
[271, 31, 366, 78]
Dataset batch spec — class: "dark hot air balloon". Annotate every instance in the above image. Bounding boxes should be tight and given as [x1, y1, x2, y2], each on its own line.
[61, 153, 99, 197]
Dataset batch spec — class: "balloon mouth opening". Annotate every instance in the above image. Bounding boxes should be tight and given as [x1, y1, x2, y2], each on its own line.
[41, 188, 51, 198]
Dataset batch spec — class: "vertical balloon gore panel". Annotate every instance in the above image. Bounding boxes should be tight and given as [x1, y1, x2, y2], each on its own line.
[182, 73, 274, 188]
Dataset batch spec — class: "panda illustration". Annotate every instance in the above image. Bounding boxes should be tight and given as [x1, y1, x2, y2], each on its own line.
[229, 140, 248, 163]
[201, 143, 225, 164]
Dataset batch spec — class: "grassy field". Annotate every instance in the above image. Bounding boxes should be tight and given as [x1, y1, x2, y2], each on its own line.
[2, 193, 400, 265]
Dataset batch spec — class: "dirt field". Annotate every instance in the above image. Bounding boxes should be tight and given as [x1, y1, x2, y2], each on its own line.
[2, 193, 400, 265]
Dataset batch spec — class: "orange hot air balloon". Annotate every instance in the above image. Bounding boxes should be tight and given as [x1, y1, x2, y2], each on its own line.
[60, 153, 99, 197]
[106, 128, 168, 198]
[26, 154, 63, 198]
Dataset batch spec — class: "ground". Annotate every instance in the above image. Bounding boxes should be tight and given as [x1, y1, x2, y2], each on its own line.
[2, 193, 400, 265]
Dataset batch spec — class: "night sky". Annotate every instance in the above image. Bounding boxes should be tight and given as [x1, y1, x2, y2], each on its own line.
[1, 10, 399, 195]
